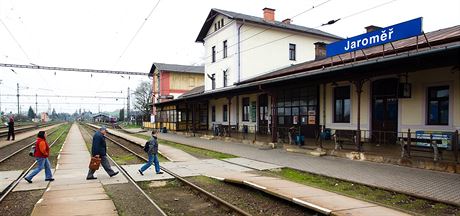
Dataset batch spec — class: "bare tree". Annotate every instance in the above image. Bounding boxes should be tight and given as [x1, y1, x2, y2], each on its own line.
[133, 81, 152, 121]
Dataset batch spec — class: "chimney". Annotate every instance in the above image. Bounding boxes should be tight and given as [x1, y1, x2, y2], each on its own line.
[314, 42, 327, 60]
[282, 18, 291, 24]
[263, 7, 275, 21]
[365, 25, 382, 33]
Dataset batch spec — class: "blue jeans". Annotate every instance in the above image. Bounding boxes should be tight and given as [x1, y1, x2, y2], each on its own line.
[26, 157, 53, 180]
[140, 154, 160, 173]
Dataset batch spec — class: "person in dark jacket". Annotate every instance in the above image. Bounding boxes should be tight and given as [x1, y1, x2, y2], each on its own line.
[87, 127, 119, 180]
[6, 115, 14, 141]
[24, 131, 54, 183]
[138, 130, 163, 175]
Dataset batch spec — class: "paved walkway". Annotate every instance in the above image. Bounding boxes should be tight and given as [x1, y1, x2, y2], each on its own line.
[155, 132, 460, 206]
[210, 171, 409, 216]
[0, 124, 62, 149]
[31, 124, 118, 216]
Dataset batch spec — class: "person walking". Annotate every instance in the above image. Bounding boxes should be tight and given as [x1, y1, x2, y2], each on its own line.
[6, 115, 14, 141]
[138, 130, 163, 175]
[24, 131, 54, 183]
[87, 127, 119, 180]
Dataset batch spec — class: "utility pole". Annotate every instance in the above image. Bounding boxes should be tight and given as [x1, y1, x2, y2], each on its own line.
[127, 87, 130, 122]
[17, 83, 20, 115]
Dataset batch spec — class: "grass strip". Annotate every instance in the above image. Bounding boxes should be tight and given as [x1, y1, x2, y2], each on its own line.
[266, 168, 459, 216]
[158, 139, 236, 159]
[48, 123, 72, 167]
[132, 133, 237, 159]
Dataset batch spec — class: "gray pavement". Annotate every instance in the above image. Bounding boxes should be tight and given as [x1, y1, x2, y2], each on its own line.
[156, 132, 460, 206]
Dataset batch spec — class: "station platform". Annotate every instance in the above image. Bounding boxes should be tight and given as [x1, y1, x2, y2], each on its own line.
[89, 125, 409, 215]
[155, 132, 460, 206]
[0, 124, 62, 149]
[87, 123, 198, 162]
[30, 124, 120, 216]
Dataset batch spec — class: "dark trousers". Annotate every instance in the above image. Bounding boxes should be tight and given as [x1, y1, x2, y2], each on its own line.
[87, 156, 116, 178]
[7, 127, 14, 140]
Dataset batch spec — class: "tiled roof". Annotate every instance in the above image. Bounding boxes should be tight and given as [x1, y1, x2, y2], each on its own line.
[196, 8, 342, 43]
[149, 62, 204, 76]
[240, 25, 460, 84]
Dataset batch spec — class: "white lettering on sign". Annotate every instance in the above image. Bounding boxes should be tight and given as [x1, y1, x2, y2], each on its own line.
[344, 28, 394, 51]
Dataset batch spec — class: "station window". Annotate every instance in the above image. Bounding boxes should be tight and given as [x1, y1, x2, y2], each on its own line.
[223, 105, 228, 122]
[211, 106, 216, 122]
[212, 46, 216, 63]
[223, 69, 228, 87]
[289, 43, 296, 61]
[242, 97, 250, 121]
[334, 86, 351, 123]
[223, 40, 228, 59]
[427, 86, 449, 125]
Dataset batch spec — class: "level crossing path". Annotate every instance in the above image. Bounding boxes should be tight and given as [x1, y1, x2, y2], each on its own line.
[154, 132, 460, 206]
[30, 124, 118, 216]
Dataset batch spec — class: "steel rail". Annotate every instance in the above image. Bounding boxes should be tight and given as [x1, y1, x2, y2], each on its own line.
[79, 125, 167, 216]
[83, 123, 252, 216]
[0, 126, 61, 164]
[0, 125, 68, 203]
[0, 122, 59, 138]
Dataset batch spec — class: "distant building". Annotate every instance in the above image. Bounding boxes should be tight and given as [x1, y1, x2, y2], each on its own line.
[92, 113, 117, 123]
[40, 112, 49, 123]
[148, 62, 204, 103]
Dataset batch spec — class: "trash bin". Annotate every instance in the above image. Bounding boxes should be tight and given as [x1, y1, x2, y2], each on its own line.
[162, 127, 167, 133]
[242, 125, 248, 134]
[322, 128, 331, 140]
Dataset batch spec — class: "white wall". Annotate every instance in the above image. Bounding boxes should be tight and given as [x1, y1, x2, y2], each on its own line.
[239, 23, 335, 81]
[204, 15, 237, 91]
[202, 16, 337, 92]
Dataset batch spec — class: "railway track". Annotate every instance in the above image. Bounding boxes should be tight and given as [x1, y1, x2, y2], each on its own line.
[0, 126, 61, 165]
[81, 123, 252, 216]
[0, 126, 68, 203]
[0, 122, 59, 138]
[79, 124, 167, 216]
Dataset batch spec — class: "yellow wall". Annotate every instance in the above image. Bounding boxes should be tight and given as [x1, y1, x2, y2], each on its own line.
[169, 72, 204, 90]
[400, 67, 459, 131]
[322, 67, 460, 133]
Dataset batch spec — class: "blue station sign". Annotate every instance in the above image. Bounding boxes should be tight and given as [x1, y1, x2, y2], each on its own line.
[326, 17, 423, 57]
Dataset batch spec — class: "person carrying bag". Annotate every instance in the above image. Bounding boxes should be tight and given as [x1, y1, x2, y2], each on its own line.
[24, 131, 54, 183]
[89, 155, 101, 170]
[86, 127, 119, 180]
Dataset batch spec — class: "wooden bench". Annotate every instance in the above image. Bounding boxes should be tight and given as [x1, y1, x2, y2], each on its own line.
[333, 129, 357, 150]
[400, 131, 452, 161]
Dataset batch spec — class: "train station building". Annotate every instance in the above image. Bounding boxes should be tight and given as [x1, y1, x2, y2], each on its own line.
[151, 8, 460, 164]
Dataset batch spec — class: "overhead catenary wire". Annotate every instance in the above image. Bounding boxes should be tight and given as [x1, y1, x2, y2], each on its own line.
[316, 0, 399, 27]
[203, 0, 334, 63]
[0, 17, 32, 63]
[116, 0, 161, 62]
[205, 0, 402, 68]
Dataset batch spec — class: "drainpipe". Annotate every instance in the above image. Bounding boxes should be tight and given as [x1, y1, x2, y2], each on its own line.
[237, 20, 245, 83]
[236, 21, 244, 131]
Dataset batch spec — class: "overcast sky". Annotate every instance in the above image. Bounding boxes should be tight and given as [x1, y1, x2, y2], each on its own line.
[0, 0, 459, 115]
